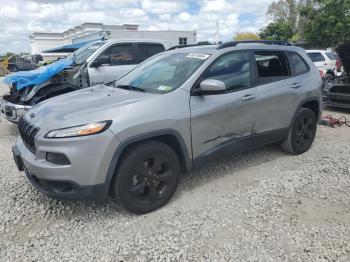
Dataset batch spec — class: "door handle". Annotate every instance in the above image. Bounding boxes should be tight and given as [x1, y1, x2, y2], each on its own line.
[241, 94, 256, 101]
[290, 83, 301, 89]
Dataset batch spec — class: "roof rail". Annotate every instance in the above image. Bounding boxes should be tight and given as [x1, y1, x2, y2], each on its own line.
[217, 40, 292, 49]
[167, 44, 214, 51]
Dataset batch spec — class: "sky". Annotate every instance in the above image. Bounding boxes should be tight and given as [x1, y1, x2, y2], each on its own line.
[0, 0, 275, 54]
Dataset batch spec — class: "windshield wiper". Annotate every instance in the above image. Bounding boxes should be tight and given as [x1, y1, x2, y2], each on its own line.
[116, 85, 146, 92]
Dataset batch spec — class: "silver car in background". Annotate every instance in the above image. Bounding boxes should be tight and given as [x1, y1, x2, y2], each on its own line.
[12, 41, 323, 214]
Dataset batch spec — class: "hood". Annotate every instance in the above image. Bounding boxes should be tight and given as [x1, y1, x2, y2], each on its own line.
[3, 58, 73, 90]
[27, 84, 157, 131]
[335, 43, 350, 74]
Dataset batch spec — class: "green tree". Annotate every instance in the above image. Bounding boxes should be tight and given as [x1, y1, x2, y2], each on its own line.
[261, 0, 316, 41]
[267, 0, 299, 27]
[259, 21, 295, 40]
[233, 32, 260, 41]
[300, 0, 350, 47]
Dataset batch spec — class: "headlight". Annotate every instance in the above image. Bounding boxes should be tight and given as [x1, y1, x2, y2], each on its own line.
[45, 121, 112, 138]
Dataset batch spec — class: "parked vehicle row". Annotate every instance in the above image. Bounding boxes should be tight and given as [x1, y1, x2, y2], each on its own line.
[323, 43, 350, 109]
[0, 40, 169, 122]
[11, 41, 323, 214]
[306, 49, 337, 79]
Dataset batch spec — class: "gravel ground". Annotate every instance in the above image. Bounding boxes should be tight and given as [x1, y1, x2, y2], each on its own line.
[1, 81, 350, 261]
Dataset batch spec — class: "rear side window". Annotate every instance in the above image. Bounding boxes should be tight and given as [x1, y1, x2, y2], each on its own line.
[136, 43, 165, 62]
[254, 51, 289, 83]
[202, 51, 251, 92]
[307, 52, 325, 62]
[287, 52, 309, 76]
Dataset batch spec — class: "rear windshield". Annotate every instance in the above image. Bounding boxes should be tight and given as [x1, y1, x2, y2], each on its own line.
[307, 52, 325, 62]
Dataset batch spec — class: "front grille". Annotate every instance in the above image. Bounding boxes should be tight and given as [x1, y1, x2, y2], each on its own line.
[18, 116, 40, 152]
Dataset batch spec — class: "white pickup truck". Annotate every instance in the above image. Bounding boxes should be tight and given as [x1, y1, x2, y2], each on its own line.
[0, 39, 170, 122]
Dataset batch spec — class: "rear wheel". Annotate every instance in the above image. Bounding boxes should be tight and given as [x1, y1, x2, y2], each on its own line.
[111, 140, 181, 214]
[281, 108, 317, 154]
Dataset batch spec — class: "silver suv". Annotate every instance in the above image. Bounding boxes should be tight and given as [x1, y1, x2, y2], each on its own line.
[12, 42, 323, 214]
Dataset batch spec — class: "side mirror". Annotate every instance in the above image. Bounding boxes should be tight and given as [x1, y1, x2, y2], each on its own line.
[199, 79, 226, 93]
[90, 56, 110, 68]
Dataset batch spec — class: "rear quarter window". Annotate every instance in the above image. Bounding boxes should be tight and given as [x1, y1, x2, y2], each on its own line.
[287, 52, 309, 76]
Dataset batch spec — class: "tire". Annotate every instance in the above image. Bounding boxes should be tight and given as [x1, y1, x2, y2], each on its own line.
[111, 140, 181, 214]
[281, 108, 317, 155]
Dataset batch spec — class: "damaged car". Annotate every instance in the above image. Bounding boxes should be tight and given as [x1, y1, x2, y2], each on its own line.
[0, 39, 169, 122]
[323, 43, 350, 109]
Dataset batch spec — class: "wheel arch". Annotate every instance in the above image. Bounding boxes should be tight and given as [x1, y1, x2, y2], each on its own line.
[300, 98, 321, 120]
[293, 97, 321, 123]
[287, 96, 321, 135]
[104, 129, 193, 194]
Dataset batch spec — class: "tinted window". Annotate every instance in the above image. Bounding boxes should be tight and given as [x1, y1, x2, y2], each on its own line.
[136, 43, 165, 62]
[255, 51, 289, 82]
[202, 51, 251, 91]
[307, 52, 325, 62]
[287, 52, 309, 75]
[100, 44, 135, 65]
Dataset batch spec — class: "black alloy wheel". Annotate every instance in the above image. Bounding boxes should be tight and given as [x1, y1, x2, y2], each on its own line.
[112, 140, 180, 214]
[129, 154, 176, 205]
[282, 108, 317, 154]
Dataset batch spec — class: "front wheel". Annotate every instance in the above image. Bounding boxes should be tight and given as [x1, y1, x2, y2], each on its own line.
[111, 140, 181, 214]
[281, 108, 317, 154]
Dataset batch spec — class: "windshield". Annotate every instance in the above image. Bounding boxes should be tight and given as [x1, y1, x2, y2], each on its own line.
[68, 41, 104, 64]
[110, 52, 210, 93]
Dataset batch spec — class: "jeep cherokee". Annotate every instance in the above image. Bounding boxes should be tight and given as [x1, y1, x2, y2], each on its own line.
[12, 41, 323, 214]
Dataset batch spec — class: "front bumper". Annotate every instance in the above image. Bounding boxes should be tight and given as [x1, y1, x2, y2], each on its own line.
[0, 98, 31, 123]
[13, 129, 120, 201]
[23, 164, 107, 201]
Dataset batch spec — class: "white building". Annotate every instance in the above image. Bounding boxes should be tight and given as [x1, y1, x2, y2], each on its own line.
[30, 22, 197, 61]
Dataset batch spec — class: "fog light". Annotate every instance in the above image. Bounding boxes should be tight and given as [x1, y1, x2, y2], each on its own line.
[46, 152, 71, 165]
